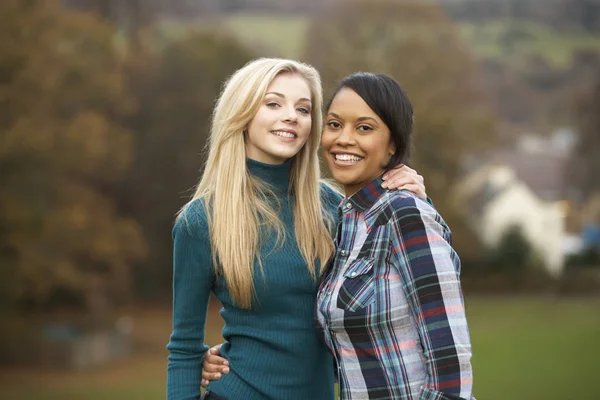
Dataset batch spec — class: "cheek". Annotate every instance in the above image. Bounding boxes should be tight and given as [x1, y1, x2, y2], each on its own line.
[320, 130, 334, 150]
[365, 144, 391, 169]
[373, 139, 393, 160]
[300, 117, 312, 136]
[299, 135, 311, 149]
[246, 118, 259, 136]
[247, 108, 269, 130]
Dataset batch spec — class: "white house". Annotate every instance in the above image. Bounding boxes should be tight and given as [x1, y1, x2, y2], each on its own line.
[457, 164, 567, 276]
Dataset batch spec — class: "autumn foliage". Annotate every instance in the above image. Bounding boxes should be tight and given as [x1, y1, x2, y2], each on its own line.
[0, 0, 145, 312]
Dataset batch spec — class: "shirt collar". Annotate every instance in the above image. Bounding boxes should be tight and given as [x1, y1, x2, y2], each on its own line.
[345, 175, 386, 213]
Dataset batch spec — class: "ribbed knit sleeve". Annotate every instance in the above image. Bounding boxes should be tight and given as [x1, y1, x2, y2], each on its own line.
[319, 181, 343, 226]
[167, 199, 214, 400]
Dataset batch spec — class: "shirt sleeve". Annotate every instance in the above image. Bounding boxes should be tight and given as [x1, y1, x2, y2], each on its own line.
[166, 201, 214, 400]
[391, 197, 474, 400]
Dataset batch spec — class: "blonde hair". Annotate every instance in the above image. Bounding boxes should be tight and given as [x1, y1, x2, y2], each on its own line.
[181, 58, 335, 308]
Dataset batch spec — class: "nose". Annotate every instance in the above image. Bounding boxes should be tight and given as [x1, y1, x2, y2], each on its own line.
[334, 126, 355, 146]
[283, 106, 298, 124]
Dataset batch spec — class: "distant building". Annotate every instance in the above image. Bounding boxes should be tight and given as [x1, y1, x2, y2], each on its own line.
[457, 131, 578, 276]
[458, 164, 566, 275]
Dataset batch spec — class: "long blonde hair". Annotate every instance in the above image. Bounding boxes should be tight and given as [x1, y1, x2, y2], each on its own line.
[181, 58, 335, 308]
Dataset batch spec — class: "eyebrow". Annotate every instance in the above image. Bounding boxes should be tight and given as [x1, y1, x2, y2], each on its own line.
[266, 91, 312, 103]
[327, 112, 378, 123]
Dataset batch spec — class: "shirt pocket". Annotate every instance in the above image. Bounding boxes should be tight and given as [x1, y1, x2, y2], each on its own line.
[336, 258, 376, 312]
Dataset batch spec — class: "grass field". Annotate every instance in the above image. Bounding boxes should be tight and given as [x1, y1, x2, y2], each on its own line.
[0, 297, 598, 400]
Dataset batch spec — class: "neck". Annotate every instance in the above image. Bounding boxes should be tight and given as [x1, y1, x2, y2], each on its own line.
[343, 172, 385, 198]
[246, 157, 291, 193]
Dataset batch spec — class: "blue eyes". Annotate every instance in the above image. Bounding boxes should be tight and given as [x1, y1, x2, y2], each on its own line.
[266, 102, 310, 114]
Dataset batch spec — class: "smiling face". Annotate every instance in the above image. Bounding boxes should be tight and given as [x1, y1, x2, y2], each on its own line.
[322, 88, 396, 197]
[245, 72, 313, 164]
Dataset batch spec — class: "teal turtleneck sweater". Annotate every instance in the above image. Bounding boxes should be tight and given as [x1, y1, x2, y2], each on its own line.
[167, 158, 342, 400]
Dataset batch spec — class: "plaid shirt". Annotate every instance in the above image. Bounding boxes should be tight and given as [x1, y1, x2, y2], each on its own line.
[315, 176, 475, 400]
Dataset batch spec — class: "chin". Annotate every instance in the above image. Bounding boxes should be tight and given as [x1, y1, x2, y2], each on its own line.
[330, 173, 354, 186]
[272, 151, 297, 161]
[279, 148, 304, 159]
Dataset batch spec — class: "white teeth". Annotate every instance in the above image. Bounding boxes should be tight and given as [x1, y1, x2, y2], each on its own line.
[272, 130, 296, 138]
[335, 154, 363, 162]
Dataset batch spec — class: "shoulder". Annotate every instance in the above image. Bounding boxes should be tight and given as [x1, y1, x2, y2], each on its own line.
[381, 190, 449, 233]
[173, 198, 210, 240]
[319, 179, 343, 211]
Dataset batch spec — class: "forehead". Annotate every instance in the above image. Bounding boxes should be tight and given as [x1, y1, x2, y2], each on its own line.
[266, 73, 311, 99]
[328, 88, 380, 121]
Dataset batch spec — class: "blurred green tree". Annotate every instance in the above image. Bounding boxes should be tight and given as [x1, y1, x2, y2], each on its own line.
[304, 0, 497, 267]
[487, 225, 534, 272]
[0, 0, 146, 317]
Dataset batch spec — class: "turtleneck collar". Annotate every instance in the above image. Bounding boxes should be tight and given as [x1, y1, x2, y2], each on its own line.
[246, 158, 291, 193]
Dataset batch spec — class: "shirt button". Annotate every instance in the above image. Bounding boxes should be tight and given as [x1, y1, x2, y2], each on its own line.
[351, 272, 357, 277]
[346, 203, 353, 209]
[340, 250, 347, 256]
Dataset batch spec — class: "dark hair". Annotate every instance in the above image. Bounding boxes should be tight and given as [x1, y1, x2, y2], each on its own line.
[326, 72, 413, 169]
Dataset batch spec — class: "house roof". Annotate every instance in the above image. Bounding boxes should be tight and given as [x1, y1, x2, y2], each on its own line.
[487, 150, 568, 202]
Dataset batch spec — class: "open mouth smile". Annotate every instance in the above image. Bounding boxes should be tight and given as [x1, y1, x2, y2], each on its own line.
[271, 130, 297, 139]
[331, 152, 364, 165]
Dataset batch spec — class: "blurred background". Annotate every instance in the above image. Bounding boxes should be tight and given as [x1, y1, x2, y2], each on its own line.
[1, 0, 599, 399]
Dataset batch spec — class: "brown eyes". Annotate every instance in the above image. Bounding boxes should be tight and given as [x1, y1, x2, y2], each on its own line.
[326, 121, 373, 132]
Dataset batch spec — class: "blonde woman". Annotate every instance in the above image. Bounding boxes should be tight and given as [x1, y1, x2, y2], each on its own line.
[166, 58, 426, 400]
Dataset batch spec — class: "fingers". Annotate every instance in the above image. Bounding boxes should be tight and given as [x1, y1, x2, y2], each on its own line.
[398, 164, 417, 174]
[202, 357, 230, 376]
[382, 176, 410, 189]
[203, 360, 229, 373]
[384, 164, 416, 177]
[382, 164, 405, 180]
[416, 173, 424, 184]
[201, 361, 230, 385]
[382, 167, 422, 186]
[400, 183, 426, 199]
[202, 369, 226, 381]
[382, 177, 427, 198]
[203, 358, 223, 373]
[205, 349, 229, 366]
[201, 345, 230, 385]
[383, 175, 423, 190]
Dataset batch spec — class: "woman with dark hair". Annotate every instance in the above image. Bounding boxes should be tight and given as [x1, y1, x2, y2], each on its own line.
[202, 72, 474, 400]
[317, 72, 474, 399]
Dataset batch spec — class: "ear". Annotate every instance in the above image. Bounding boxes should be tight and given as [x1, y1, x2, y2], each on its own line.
[387, 140, 396, 157]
